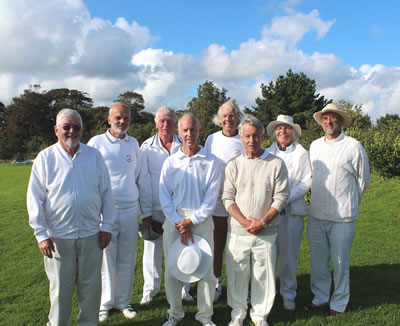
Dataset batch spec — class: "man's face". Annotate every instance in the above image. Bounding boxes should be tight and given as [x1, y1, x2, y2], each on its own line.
[54, 116, 83, 150]
[156, 113, 175, 137]
[220, 106, 239, 134]
[108, 104, 131, 136]
[275, 124, 294, 147]
[321, 112, 343, 138]
[240, 123, 263, 157]
[178, 115, 200, 151]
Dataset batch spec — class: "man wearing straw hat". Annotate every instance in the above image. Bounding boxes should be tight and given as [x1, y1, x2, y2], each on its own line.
[266, 115, 311, 311]
[304, 103, 370, 317]
[159, 113, 221, 326]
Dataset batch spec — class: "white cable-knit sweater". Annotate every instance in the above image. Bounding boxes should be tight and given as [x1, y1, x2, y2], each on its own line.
[308, 132, 370, 222]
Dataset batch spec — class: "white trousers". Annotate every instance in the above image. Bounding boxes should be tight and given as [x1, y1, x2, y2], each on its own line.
[226, 231, 277, 323]
[163, 215, 216, 324]
[142, 210, 165, 298]
[307, 216, 355, 312]
[44, 234, 102, 326]
[100, 204, 139, 310]
[277, 214, 304, 301]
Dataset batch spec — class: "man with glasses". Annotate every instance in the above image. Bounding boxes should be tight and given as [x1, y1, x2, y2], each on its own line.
[88, 103, 152, 322]
[27, 108, 115, 326]
[304, 103, 370, 317]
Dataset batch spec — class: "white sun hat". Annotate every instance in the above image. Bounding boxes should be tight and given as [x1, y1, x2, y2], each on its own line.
[266, 114, 302, 138]
[167, 234, 212, 283]
[313, 103, 352, 128]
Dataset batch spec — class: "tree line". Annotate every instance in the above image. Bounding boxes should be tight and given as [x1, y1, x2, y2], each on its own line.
[1, 70, 399, 178]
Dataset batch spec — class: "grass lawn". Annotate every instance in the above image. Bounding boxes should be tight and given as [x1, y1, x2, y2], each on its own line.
[0, 164, 399, 325]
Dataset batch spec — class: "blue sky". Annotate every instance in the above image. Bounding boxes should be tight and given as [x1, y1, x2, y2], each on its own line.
[1, 0, 399, 120]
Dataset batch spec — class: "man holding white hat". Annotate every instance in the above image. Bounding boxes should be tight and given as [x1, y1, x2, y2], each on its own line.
[159, 113, 221, 326]
[304, 103, 370, 316]
[222, 114, 289, 326]
[266, 115, 311, 311]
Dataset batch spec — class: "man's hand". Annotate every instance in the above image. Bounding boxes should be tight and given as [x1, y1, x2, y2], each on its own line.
[245, 218, 263, 234]
[180, 230, 194, 246]
[99, 231, 112, 249]
[175, 219, 193, 235]
[38, 238, 55, 258]
[142, 216, 153, 229]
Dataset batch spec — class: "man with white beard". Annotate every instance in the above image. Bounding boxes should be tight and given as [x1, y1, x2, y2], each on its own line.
[88, 103, 152, 322]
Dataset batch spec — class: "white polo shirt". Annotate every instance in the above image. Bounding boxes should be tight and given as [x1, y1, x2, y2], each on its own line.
[87, 130, 152, 216]
[27, 142, 116, 243]
[159, 147, 221, 225]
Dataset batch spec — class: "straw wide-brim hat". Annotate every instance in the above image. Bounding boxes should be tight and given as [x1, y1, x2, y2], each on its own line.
[167, 235, 212, 283]
[313, 103, 352, 128]
[138, 220, 163, 241]
[266, 114, 302, 138]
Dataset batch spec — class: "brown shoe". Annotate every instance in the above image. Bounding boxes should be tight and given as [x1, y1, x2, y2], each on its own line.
[327, 309, 342, 317]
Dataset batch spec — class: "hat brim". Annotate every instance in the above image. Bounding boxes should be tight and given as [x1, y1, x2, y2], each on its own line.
[139, 221, 163, 241]
[266, 121, 302, 138]
[167, 235, 212, 283]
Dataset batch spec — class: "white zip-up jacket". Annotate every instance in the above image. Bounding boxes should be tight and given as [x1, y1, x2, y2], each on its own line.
[27, 143, 116, 242]
[267, 141, 311, 216]
[140, 133, 182, 213]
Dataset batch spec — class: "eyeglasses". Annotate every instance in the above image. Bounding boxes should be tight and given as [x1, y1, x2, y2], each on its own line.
[61, 124, 82, 131]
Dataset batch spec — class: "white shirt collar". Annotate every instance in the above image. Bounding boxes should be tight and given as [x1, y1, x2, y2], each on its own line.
[105, 129, 129, 143]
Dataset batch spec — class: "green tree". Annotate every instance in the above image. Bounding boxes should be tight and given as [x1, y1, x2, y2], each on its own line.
[376, 113, 400, 131]
[115, 91, 151, 124]
[186, 81, 229, 144]
[249, 69, 329, 129]
[337, 100, 372, 131]
[0, 101, 5, 125]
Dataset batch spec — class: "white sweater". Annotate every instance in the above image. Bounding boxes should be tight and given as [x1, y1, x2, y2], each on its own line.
[309, 132, 370, 222]
[267, 141, 311, 216]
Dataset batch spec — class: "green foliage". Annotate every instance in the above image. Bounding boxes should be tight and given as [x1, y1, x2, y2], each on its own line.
[249, 69, 329, 129]
[186, 81, 228, 145]
[114, 91, 155, 124]
[129, 121, 157, 145]
[376, 113, 400, 131]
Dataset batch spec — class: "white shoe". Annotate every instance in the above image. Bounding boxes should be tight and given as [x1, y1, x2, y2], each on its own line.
[140, 295, 153, 305]
[228, 318, 243, 326]
[253, 320, 268, 326]
[203, 321, 217, 326]
[182, 292, 194, 302]
[214, 287, 222, 302]
[99, 310, 108, 322]
[283, 299, 295, 310]
[121, 305, 137, 319]
[162, 316, 181, 326]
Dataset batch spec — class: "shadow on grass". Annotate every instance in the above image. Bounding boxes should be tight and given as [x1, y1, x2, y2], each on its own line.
[268, 263, 400, 325]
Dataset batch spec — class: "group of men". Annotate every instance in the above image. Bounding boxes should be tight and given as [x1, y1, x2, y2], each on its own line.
[27, 101, 369, 326]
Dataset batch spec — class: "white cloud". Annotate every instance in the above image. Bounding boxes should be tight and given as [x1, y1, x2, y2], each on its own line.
[0, 1, 399, 123]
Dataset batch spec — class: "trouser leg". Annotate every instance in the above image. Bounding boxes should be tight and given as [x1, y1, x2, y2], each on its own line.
[76, 234, 102, 326]
[45, 238, 76, 326]
[307, 216, 331, 305]
[226, 232, 251, 320]
[114, 205, 139, 309]
[212, 215, 227, 278]
[250, 232, 277, 322]
[163, 220, 185, 321]
[142, 236, 163, 297]
[329, 221, 355, 312]
[278, 214, 304, 301]
[100, 236, 117, 310]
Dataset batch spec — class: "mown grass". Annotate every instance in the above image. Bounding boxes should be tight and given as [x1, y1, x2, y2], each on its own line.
[0, 165, 399, 325]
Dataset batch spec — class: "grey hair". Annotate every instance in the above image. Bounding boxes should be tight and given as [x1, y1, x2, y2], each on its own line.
[178, 112, 200, 130]
[212, 99, 244, 127]
[56, 109, 83, 125]
[238, 114, 265, 136]
[155, 106, 176, 122]
[109, 102, 131, 116]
